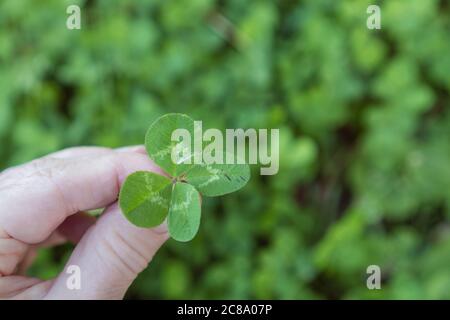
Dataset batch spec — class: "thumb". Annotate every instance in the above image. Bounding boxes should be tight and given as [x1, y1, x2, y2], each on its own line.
[45, 203, 169, 299]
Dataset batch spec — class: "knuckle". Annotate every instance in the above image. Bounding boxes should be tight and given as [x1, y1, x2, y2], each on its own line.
[29, 158, 57, 178]
[0, 236, 28, 277]
[28, 158, 74, 213]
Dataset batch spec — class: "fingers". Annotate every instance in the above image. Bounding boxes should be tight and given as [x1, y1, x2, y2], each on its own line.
[0, 147, 114, 177]
[45, 204, 168, 299]
[0, 229, 28, 276]
[7, 279, 53, 300]
[57, 212, 96, 244]
[46, 147, 113, 159]
[49, 146, 146, 159]
[115, 145, 146, 154]
[0, 144, 167, 299]
[8, 214, 95, 276]
[0, 276, 44, 298]
[0, 148, 164, 244]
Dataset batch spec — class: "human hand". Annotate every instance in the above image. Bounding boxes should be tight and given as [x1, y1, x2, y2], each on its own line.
[0, 146, 169, 299]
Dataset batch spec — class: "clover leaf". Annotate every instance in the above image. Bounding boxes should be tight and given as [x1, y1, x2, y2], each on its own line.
[185, 160, 250, 197]
[145, 113, 197, 177]
[119, 171, 172, 228]
[119, 113, 251, 242]
[168, 182, 201, 242]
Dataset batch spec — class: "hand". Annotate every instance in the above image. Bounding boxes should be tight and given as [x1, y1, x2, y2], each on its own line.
[0, 146, 169, 299]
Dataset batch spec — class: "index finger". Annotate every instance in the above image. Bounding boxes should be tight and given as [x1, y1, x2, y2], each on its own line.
[0, 149, 165, 244]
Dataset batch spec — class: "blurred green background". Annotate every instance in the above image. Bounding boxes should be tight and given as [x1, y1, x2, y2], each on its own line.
[1, 0, 450, 299]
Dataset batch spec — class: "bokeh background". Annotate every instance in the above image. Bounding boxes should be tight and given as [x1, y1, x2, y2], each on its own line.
[1, 0, 450, 299]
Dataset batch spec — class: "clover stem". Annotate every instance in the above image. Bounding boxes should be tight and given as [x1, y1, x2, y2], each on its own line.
[174, 174, 187, 183]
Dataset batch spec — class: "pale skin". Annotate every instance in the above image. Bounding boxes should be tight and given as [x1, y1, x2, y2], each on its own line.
[0, 145, 168, 299]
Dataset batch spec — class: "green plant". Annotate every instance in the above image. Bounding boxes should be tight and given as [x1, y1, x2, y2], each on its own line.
[119, 113, 250, 242]
[4, 0, 449, 299]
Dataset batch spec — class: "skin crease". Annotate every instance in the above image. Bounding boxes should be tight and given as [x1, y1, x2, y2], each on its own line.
[0, 146, 169, 299]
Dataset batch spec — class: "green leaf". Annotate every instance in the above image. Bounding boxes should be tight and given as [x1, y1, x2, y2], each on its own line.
[119, 171, 172, 228]
[167, 182, 201, 242]
[145, 113, 198, 177]
[185, 159, 250, 197]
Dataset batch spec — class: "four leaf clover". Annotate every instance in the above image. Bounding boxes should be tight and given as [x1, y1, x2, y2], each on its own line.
[119, 113, 250, 242]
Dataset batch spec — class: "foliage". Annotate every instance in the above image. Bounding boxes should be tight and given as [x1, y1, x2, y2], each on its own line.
[120, 171, 173, 228]
[168, 182, 202, 242]
[0, 0, 449, 299]
[119, 113, 250, 241]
